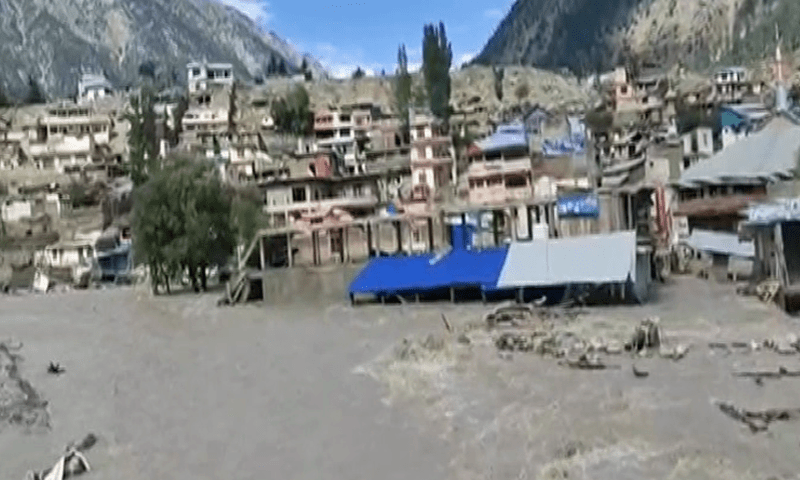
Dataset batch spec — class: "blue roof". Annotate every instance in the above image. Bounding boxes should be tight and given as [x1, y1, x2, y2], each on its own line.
[348, 247, 509, 296]
[476, 123, 528, 154]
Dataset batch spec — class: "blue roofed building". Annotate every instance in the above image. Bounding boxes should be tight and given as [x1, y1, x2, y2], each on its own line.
[464, 122, 532, 206]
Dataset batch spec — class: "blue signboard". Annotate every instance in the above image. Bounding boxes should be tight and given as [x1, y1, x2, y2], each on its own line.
[557, 193, 600, 219]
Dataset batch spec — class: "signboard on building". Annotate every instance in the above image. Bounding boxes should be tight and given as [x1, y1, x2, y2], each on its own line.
[747, 198, 800, 224]
[557, 193, 600, 218]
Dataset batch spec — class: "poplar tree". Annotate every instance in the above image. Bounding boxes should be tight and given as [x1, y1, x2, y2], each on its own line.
[394, 44, 412, 140]
[422, 22, 453, 122]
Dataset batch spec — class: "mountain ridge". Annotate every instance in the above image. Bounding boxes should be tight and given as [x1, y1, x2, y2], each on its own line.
[475, 0, 800, 74]
[0, 0, 326, 101]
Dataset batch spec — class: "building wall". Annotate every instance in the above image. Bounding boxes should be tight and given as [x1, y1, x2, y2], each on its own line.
[2, 200, 33, 222]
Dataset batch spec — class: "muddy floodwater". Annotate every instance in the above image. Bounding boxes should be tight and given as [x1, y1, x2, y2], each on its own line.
[3, 271, 800, 479]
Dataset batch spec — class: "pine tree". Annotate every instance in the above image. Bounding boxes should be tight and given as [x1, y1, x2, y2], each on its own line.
[352, 67, 366, 79]
[125, 87, 159, 186]
[422, 22, 452, 122]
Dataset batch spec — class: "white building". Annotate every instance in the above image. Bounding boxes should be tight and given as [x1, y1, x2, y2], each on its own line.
[78, 73, 114, 103]
[187, 61, 234, 93]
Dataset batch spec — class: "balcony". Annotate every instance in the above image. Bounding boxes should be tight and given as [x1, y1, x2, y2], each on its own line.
[264, 194, 379, 214]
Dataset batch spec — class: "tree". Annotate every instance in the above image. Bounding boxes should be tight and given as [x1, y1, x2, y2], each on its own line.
[493, 67, 505, 101]
[25, 75, 46, 104]
[352, 67, 366, 79]
[0, 83, 10, 107]
[133, 158, 237, 294]
[394, 44, 413, 141]
[272, 85, 312, 136]
[422, 22, 453, 122]
[125, 87, 159, 186]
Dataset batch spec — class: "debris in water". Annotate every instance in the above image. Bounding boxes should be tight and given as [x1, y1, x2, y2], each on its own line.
[47, 362, 65, 375]
[715, 400, 800, 433]
[632, 364, 649, 378]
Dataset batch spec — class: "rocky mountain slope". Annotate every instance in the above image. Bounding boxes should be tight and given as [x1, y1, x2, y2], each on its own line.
[475, 0, 800, 73]
[0, 0, 325, 100]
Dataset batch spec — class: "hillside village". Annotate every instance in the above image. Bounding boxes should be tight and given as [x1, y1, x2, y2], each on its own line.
[2, 40, 800, 308]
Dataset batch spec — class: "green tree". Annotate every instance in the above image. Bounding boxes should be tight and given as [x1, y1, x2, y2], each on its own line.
[493, 66, 504, 101]
[25, 75, 46, 104]
[272, 85, 312, 136]
[395, 44, 413, 141]
[422, 22, 453, 122]
[133, 158, 236, 294]
[352, 67, 366, 79]
[125, 87, 159, 186]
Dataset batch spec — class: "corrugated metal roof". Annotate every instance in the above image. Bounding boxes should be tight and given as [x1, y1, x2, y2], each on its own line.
[476, 123, 528, 154]
[348, 247, 509, 296]
[684, 229, 754, 258]
[495, 231, 637, 288]
[680, 115, 800, 184]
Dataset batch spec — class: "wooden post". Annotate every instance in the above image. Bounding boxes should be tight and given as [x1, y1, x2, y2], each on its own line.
[517, 287, 523, 304]
[312, 231, 318, 266]
[395, 220, 402, 254]
[286, 233, 293, 268]
[258, 236, 266, 271]
[493, 210, 500, 247]
[481, 289, 486, 304]
[450, 287, 456, 303]
[342, 227, 348, 263]
[366, 222, 373, 258]
[259, 236, 268, 301]
[427, 217, 434, 252]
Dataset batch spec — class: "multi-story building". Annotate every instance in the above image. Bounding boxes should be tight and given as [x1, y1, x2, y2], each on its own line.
[407, 110, 455, 206]
[187, 61, 234, 94]
[77, 73, 115, 103]
[464, 123, 532, 206]
[313, 102, 380, 173]
[20, 103, 121, 177]
[713, 67, 751, 103]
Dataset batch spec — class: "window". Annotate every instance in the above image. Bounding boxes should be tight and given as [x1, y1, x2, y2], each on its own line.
[192, 68, 201, 77]
[620, 86, 628, 95]
[340, 115, 351, 122]
[330, 229, 343, 254]
[354, 184, 363, 197]
[505, 176, 527, 188]
[417, 171, 428, 185]
[412, 228, 422, 243]
[291, 187, 307, 203]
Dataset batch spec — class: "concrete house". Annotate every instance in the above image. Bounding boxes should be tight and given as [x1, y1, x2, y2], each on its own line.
[187, 61, 234, 94]
[465, 123, 532, 206]
[407, 110, 455, 207]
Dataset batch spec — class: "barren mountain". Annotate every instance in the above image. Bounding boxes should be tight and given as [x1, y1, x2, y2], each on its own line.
[0, 0, 325, 101]
[475, 0, 800, 73]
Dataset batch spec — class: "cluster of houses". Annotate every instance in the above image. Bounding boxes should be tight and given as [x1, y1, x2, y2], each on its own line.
[2, 44, 800, 306]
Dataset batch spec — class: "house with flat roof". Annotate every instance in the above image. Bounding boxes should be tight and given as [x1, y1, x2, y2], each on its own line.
[187, 61, 234, 94]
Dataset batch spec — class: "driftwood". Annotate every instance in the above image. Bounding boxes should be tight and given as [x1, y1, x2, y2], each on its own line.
[558, 354, 618, 370]
[632, 364, 649, 378]
[440, 314, 452, 333]
[733, 366, 800, 380]
[715, 401, 800, 433]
